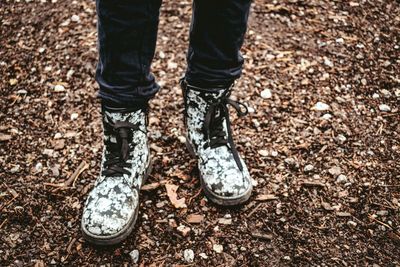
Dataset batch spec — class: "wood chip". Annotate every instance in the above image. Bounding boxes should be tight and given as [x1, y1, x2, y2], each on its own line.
[0, 134, 12, 142]
[256, 194, 278, 201]
[165, 184, 187, 209]
[186, 214, 204, 224]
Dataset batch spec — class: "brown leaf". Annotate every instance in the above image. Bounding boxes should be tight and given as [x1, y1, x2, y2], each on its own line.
[186, 214, 204, 224]
[165, 184, 186, 209]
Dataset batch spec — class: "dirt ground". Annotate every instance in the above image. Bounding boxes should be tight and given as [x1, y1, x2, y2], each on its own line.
[1, 0, 399, 266]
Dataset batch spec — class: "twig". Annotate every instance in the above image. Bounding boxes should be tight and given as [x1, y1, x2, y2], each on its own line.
[368, 214, 393, 230]
[44, 161, 88, 188]
[246, 203, 263, 218]
[0, 218, 8, 229]
[188, 188, 202, 205]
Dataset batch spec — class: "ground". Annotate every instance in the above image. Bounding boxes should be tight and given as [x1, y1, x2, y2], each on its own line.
[1, 0, 400, 266]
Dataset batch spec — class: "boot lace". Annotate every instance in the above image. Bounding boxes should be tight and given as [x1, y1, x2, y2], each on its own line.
[202, 92, 248, 171]
[102, 118, 144, 177]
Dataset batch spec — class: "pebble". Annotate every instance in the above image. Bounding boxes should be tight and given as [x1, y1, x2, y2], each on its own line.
[321, 113, 332, 120]
[129, 249, 139, 264]
[177, 225, 191, 236]
[271, 151, 278, 157]
[336, 134, 347, 144]
[336, 174, 348, 183]
[260, 89, 272, 99]
[54, 133, 62, 139]
[183, 249, 194, 263]
[347, 220, 357, 228]
[395, 89, 400, 97]
[54, 84, 65, 92]
[304, 164, 314, 173]
[71, 15, 80, 22]
[199, 253, 208, 259]
[70, 113, 79, 120]
[313, 102, 330, 111]
[177, 135, 186, 144]
[324, 57, 334, 67]
[372, 93, 380, 99]
[328, 166, 341, 177]
[10, 165, 20, 173]
[379, 104, 391, 112]
[213, 244, 223, 254]
[258, 150, 268, 157]
[35, 162, 43, 172]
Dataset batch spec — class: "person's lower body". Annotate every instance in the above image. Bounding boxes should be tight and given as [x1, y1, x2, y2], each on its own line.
[95, 0, 251, 107]
[81, 0, 253, 245]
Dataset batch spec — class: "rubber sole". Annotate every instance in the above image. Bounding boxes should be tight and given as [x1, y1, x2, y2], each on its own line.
[185, 138, 252, 206]
[81, 157, 153, 246]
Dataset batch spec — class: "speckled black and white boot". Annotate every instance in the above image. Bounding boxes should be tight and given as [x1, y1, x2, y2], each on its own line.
[81, 106, 152, 245]
[181, 80, 253, 206]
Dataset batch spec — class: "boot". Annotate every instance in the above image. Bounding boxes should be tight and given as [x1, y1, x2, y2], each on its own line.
[181, 79, 252, 206]
[81, 105, 152, 245]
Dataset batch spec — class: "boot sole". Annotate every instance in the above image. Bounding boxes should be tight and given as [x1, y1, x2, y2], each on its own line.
[81, 156, 153, 246]
[185, 137, 252, 206]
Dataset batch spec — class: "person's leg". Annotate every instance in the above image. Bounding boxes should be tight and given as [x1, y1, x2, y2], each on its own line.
[181, 0, 253, 206]
[185, 0, 251, 87]
[96, 0, 162, 108]
[82, 0, 161, 245]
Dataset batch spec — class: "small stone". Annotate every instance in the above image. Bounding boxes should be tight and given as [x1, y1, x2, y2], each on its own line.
[183, 249, 194, 263]
[35, 162, 43, 172]
[381, 89, 391, 97]
[9, 79, 18, 86]
[54, 133, 62, 139]
[258, 150, 268, 157]
[336, 174, 348, 183]
[71, 15, 80, 22]
[321, 113, 332, 120]
[177, 136, 186, 144]
[10, 165, 20, 173]
[199, 253, 208, 259]
[324, 57, 334, 67]
[38, 47, 46, 53]
[312, 102, 330, 111]
[54, 84, 65, 92]
[347, 220, 357, 228]
[260, 89, 272, 99]
[70, 113, 79, 120]
[328, 166, 341, 177]
[372, 93, 380, 99]
[177, 225, 191, 236]
[395, 89, 400, 97]
[304, 164, 314, 173]
[379, 104, 391, 112]
[129, 249, 139, 264]
[335, 38, 344, 44]
[336, 134, 347, 144]
[361, 78, 368, 86]
[213, 244, 223, 254]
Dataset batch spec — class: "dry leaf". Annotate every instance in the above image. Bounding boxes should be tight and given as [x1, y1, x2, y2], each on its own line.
[165, 184, 187, 208]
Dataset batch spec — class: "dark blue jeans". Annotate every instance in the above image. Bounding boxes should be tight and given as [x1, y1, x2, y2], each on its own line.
[96, 0, 252, 107]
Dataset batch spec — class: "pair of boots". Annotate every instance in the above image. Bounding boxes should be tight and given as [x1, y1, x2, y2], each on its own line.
[81, 81, 253, 245]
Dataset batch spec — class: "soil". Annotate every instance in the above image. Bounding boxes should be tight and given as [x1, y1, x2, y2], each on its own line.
[1, 0, 399, 266]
